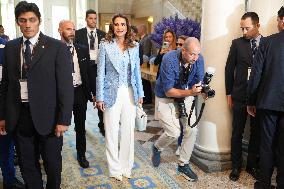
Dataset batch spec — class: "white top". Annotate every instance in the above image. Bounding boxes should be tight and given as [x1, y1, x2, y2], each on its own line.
[86, 27, 98, 61]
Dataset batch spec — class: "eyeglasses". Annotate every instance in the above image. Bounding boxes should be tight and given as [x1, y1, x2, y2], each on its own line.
[17, 17, 38, 24]
[176, 43, 183, 47]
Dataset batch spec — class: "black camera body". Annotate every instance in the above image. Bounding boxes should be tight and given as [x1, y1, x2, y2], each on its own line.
[201, 71, 215, 98]
[175, 98, 187, 118]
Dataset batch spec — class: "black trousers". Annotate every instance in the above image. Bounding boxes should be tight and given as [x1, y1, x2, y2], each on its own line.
[97, 108, 104, 137]
[142, 79, 152, 103]
[231, 101, 260, 169]
[14, 104, 63, 189]
[257, 109, 284, 188]
[90, 62, 104, 136]
[73, 86, 88, 157]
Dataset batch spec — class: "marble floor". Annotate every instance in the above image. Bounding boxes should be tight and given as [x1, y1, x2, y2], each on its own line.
[0, 102, 275, 189]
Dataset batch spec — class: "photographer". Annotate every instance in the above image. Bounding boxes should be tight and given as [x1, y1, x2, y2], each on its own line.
[152, 37, 204, 182]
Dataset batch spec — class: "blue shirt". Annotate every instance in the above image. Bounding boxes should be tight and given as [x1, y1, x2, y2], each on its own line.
[155, 49, 205, 98]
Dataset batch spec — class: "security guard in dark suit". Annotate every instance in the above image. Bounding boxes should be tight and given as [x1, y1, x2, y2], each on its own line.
[247, 6, 284, 189]
[0, 37, 24, 189]
[75, 9, 106, 137]
[59, 20, 96, 168]
[0, 2, 73, 189]
[225, 12, 262, 181]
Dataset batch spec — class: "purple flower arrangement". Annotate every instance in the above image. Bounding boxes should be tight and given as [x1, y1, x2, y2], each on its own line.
[151, 14, 201, 48]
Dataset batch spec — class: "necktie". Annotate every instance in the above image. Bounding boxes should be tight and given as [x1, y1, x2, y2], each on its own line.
[24, 40, 32, 65]
[90, 31, 95, 50]
[22, 40, 31, 78]
[251, 39, 257, 57]
[68, 45, 75, 73]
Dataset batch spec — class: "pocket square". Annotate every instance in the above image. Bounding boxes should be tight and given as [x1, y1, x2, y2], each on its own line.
[0, 44, 5, 48]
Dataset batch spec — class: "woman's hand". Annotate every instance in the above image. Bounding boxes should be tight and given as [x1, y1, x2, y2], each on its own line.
[97, 101, 105, 112]
[160, 48, 169, 54]
[138, 98, 143, 104]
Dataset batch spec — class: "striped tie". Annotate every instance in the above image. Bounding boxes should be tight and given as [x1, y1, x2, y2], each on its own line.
[251, 39, 257, 57]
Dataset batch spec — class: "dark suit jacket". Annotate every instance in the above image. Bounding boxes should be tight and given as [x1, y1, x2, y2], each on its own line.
[139, 34, 152, 57]
[75, 28, 106, 95]
[74, 43, 95, 101]
[75, 28, 105, 51]
[225, 37, 263, 103]
[247, 31, 284, 112]
[0, 33, 74, 135]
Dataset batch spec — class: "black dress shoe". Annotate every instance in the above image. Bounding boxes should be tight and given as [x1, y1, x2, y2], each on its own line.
[3, 178, 25, 189]
[246, 167, 259, 180]
[229, 168, 240, 181]
[143, 100, 152, 104]
[77, 156, 89, 168]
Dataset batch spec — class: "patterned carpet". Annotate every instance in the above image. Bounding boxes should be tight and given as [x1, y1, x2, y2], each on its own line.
[59, 103, 256, 189]
[1, 103, 258, 189]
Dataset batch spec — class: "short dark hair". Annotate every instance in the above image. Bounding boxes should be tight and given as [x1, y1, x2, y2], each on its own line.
[241, 12, 259, 25]
[178, 35, 188, 41]
[130, 25, 138, 34]
[86, 9, 96, 18]
[278, 6, 284, 19]
[15, 1, 41, 22]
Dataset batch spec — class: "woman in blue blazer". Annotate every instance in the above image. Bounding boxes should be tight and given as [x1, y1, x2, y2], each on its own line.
[96, 14, 144, 181]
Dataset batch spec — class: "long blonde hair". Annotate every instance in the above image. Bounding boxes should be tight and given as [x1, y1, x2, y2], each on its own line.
[163, 28, 177, 49]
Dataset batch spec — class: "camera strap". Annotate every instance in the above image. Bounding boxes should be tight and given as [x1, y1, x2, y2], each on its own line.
[187, 98, 205, 128]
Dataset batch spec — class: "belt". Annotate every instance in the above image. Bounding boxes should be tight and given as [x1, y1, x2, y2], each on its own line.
[156, 96, 175, 103]
[74, 84, 82, 88]
[21, 102, 30, 108]
[90, 60, 96, 65]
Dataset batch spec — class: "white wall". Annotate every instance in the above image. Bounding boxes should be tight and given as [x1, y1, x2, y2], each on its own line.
[43, 0, 70, 38]
[249, 0, 284, 36]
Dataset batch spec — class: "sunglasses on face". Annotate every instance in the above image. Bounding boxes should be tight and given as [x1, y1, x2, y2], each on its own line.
[176, 42, 183, 47]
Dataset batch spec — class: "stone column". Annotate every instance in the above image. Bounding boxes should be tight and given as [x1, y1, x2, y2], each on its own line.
[191, 0, 245, 172]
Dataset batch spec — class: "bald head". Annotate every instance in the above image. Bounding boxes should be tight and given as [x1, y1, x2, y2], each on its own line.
[58, 20, 75, 44]
[137, 24, 147, 35]
[183, 37, 200, 51]
[182, 37, 201, 64]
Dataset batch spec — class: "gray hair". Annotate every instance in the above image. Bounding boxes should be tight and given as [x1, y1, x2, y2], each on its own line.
[183, 37, 200, 50]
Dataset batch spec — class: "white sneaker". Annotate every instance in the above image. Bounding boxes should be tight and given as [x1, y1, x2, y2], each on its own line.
[175, 146, 180, 156]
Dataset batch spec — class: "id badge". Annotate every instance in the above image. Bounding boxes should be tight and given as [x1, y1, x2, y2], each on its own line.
[0, 65, 2, 81]
[247, 67, 252, 81]
[89, 50, 97, 61]
[19, 79, 28, 102]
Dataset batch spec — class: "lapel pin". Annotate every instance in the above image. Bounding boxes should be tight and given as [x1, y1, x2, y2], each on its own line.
[42, 45, 45, 48]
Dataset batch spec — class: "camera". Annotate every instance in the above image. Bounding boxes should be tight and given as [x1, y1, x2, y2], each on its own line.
[201, 67, 215, 98]
[175, 62, 192, 118]
[175, 98, 187, 118]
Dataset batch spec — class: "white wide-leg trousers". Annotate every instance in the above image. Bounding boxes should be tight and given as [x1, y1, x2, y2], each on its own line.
[104, 86, 136, 177]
